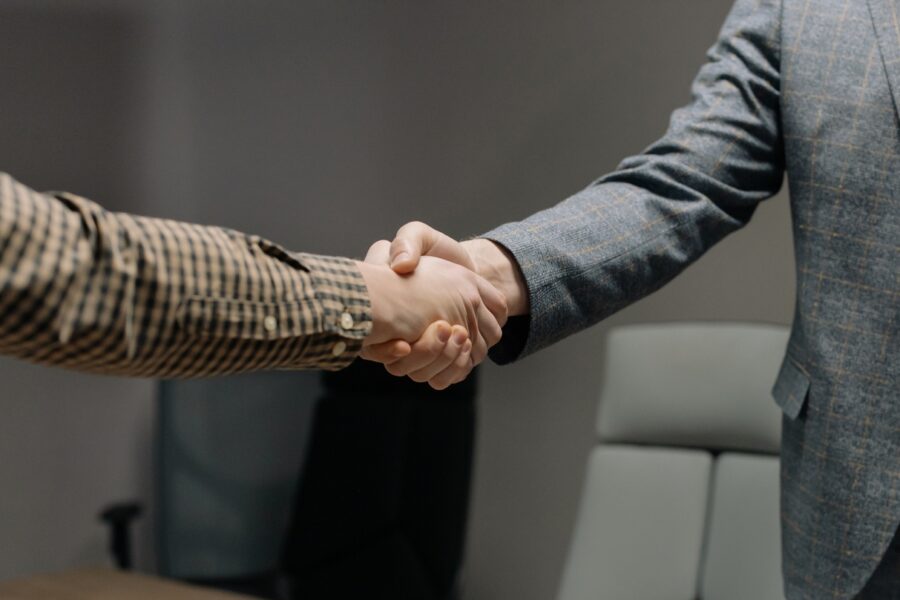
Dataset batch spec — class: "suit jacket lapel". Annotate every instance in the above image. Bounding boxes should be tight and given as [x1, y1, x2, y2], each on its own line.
[867, 0, 900, 122]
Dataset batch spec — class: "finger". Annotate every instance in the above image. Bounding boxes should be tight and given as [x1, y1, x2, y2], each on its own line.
[365, 239, 392, 264]
[408, 326, 469, 383]
[428, 338, 473, 390]
[475, 300, 503, 351]
[465, 294, 480, 354]
[475, 275, 508, 328]
[360, 339, 412, 364]
[462, 296, 486, 366]
[390, 221, 475, 274]
[384, 321, 453, 377]
[470, 331, 488, 366]
[448, 338, 476, 385]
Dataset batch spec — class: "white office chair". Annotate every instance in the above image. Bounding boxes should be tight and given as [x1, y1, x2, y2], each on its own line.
[557, 322, 789, 600]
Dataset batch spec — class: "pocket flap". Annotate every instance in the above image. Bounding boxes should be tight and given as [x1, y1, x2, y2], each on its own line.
[771, 356, 810, 420]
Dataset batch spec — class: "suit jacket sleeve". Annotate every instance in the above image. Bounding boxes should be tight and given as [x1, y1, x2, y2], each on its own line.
[483, 0, 785, 364]
[0, 172, 372, 377]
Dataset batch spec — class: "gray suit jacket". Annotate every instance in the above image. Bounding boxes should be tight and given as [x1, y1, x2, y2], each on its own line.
[483, 0, 899, 597]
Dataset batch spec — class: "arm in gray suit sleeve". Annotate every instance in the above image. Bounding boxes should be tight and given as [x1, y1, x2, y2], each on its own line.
[483, 0, 784, 364]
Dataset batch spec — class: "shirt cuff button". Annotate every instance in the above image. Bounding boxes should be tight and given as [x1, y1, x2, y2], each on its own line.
[263, 315, 278, 333]
[331, 340, 347, 356]
[340, 312, 354, 330]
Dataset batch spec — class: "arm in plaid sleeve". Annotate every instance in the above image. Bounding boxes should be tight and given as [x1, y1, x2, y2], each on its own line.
[0, 172, 372, 377]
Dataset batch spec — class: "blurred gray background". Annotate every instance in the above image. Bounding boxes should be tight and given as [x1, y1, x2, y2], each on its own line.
[0, 1, 793, 599]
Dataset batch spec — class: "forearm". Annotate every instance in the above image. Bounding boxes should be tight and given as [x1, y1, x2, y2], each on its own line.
[472, 0, 783, 363]
[0, 173, 371, 377]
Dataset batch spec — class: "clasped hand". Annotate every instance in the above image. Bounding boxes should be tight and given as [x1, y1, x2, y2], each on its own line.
[356, 223, 517, 389]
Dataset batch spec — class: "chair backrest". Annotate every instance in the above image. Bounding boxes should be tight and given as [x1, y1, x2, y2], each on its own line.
[557, 322, 789, 600]
[157, 370, 323, 580]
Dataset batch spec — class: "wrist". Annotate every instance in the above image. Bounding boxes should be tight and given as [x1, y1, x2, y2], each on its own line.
[462, 238, 529, 316]
[355, 261, 397, 344]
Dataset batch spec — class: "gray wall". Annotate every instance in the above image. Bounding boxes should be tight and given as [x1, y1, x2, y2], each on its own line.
[0, 0, 158, 578]
[0, 1, 794, 598]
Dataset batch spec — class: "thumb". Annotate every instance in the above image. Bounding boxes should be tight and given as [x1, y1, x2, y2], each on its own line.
[389, 221, 436, 274]
[389, 238, 417, 273]
[389, 221, 475, 274]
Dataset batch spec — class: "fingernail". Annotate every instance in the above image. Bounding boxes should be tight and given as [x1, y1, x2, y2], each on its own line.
[437, 326, 451, 343]
[391, 252, 410, 266]
[453, 330, 467, 345]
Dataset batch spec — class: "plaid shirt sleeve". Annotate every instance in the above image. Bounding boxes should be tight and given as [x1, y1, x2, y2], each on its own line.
[0, 172, 372, 377]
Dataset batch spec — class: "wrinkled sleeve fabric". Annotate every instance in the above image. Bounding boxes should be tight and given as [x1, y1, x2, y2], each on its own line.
[0, 172, 372, 377]
[483, 0, 784, 364]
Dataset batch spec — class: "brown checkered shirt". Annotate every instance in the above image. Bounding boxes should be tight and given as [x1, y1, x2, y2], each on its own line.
[0, 172, 372, 377]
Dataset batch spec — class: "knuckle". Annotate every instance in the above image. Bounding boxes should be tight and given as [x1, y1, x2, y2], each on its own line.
[471, 347, 486, 364]
[385, 362, 407, 377]
[450, 366, 471, 385]
[444, 341, 461, 359]
[398, 220, 426, 236]
[467, 290, 482, 309]
[368, 239, 388, 254]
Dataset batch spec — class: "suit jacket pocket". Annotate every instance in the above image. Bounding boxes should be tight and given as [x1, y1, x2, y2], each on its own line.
[771, 355, 810, 420]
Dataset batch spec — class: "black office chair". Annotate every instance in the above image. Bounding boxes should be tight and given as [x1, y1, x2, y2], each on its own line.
[100, 359, 477, 600]
[281, 359, 477, 600]
[101, 368, 324, 597]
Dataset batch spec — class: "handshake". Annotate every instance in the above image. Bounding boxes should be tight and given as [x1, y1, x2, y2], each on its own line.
[354, 222, 529, 390]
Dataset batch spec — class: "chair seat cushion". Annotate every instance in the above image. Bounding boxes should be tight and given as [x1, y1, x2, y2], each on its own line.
[557, 445, 712, 600]
[701, 453, 784, 600]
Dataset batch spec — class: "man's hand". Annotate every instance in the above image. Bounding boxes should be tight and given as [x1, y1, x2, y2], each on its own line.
[355, 247, 507, 388]
[362, 222, 529, 388]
